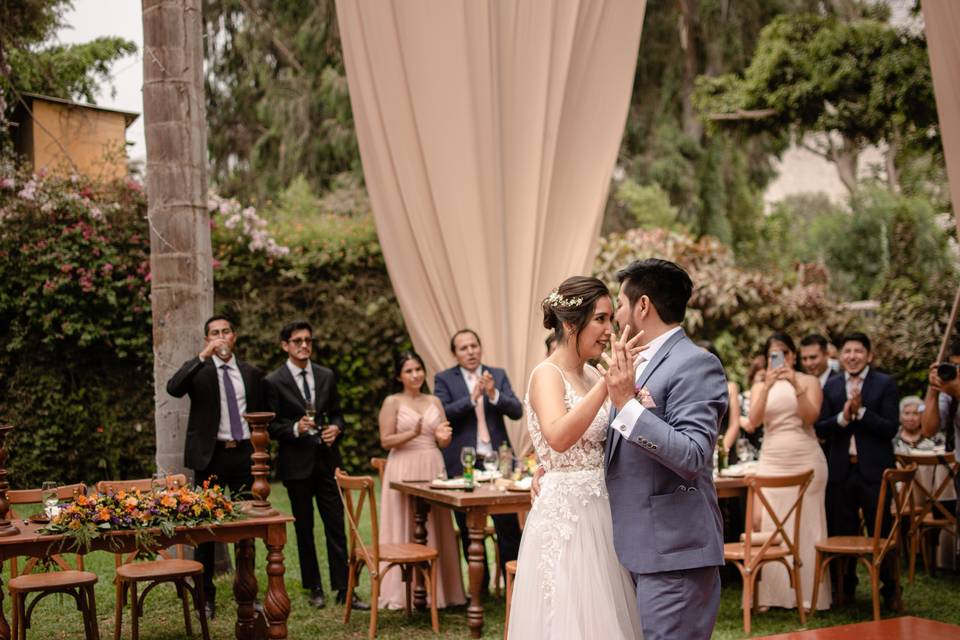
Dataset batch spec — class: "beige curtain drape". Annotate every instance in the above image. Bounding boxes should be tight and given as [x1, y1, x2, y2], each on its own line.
[336, 0, 645, 452]
[923, 1, 960, 239]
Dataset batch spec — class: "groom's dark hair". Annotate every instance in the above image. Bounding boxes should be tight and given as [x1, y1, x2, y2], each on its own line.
[616, 259, 693, 324]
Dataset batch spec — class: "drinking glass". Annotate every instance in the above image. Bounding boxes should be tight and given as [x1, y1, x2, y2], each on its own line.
[482, 451, 500, 477]
[512, 458, 524, 481]
[151, 470, 168, 494]
[41, 481, 57, 518]
[304, 401, 319, 436]
[736, 438, 752, 463]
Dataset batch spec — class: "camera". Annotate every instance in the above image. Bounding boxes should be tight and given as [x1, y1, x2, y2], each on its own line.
[938, 362, 959, 382]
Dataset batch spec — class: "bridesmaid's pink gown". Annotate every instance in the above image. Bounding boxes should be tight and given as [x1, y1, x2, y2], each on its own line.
[378, 403, 466, 609]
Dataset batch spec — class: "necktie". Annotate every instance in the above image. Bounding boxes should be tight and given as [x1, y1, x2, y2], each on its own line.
[300, 370, 311, 403]
[469, 372, 491, 444]
[220, 365, 245, 441]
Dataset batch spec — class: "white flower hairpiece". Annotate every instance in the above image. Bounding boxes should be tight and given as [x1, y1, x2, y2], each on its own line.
[545, 290, 583, 309]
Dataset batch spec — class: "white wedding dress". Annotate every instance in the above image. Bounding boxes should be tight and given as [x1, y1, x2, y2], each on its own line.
[507, 363, 642, 639]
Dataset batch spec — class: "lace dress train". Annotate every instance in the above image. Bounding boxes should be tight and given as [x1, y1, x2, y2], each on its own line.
[507, 363, 642, 639]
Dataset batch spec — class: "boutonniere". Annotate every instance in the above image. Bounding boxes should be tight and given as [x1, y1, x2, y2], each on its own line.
[635, 385, 657, 409]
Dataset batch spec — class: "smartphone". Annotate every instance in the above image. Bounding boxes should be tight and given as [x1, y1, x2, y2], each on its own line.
[770, 351, 785, 370]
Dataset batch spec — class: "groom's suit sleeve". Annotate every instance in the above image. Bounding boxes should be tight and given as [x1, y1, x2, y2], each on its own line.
[614, 351, 727, 481]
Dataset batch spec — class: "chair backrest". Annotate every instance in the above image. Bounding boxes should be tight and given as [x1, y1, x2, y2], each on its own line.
[96, 475, 191, 564]
[872, 465, 917, 559]
[335, 468, 380, 573]
[8, 482, 87, 576]
[742, 470, 814, 568]
[370, 457, 387, 485]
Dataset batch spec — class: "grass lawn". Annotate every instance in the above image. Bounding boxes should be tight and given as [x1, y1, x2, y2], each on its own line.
[11, 482, 960, 638]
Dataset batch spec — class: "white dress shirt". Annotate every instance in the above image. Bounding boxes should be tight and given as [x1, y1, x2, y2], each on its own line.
[819, 369, 831, 388]
[611, 326, 684, 434]
[461, 366, 498, 456]
[837, 366, 869, 456]
[212, 354, 250, 440]
[287, 359, 315, 438]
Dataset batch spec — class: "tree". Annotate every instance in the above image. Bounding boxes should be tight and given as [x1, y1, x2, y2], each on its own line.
[0, 0, 136, 134]
[202, 0, 359, 202]
[696, 13, 938, 194]
[142, 0, 214, 479]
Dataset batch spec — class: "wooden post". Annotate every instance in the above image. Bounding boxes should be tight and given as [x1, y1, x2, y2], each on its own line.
[243, 412, 278, 517]
[142, 0, 214, 482]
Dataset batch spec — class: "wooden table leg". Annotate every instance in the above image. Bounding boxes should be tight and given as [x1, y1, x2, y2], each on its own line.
[413, 496, 430, 611]
[466, 508, 487, 638]
[234, 538, 258, 640]
[264, 524, 291, 639]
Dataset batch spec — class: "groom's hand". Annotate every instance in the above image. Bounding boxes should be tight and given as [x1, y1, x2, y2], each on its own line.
[603, 325, 640, 411]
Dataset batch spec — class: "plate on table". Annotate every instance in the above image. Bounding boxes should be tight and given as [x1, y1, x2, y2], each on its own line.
[28, 513, 50, 525]
[507, 477, 532, 492]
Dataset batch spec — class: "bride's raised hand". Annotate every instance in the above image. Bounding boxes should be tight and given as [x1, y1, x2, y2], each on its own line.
[625, 329, 647, 363]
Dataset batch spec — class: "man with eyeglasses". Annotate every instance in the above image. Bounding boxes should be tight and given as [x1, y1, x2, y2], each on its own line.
[264, 320, 365, 610]
[166, 314, 265, 619]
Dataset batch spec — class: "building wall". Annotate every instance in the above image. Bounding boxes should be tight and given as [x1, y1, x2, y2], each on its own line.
[30, 100, 129, 180]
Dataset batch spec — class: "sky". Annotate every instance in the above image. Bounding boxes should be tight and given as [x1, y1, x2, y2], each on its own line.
[56, 0, 146, 162]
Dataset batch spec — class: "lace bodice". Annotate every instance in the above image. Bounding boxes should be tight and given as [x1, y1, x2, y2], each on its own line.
[525, 363, 609, 473]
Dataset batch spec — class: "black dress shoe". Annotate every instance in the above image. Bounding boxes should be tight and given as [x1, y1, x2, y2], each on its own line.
[337, 590, 370, 610]
[202, 601, 216, 620]
[308, 588, 326, 609]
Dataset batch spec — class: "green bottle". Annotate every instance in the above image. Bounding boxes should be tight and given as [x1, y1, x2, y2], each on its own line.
[463, 461, 475, 491]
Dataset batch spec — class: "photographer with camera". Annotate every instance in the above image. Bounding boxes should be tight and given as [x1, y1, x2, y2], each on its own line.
[920, 339, 960, 462]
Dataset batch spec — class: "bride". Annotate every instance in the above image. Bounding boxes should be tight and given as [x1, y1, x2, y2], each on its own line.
[507, 276, 644, 639]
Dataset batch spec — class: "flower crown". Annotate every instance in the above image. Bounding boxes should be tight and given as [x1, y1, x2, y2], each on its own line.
[545, 289, 583, 309]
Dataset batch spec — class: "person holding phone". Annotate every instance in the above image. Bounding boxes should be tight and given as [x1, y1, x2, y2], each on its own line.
[747, 332, 830, 612]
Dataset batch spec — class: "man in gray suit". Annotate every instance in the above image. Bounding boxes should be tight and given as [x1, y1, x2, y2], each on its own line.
[604, 258, 727, 640]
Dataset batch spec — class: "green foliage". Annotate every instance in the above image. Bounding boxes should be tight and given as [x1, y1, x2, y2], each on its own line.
[0, 168, 156, 486]
[203, 0, 360, 202]
[697, 12, 939, 193]
[611, 179, 682, 231]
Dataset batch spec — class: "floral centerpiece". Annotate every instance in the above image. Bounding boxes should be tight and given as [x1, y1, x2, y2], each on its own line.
[40, 480, 242, 552]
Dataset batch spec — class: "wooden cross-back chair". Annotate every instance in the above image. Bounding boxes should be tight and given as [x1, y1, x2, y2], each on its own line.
[810, 465, 917, 622]
[96, 475, 210, 640]
[336, 468, 439, 639]
[723, 470, 814, 635]
[6, 483, 99, 640]
[896, 453, 958, 583]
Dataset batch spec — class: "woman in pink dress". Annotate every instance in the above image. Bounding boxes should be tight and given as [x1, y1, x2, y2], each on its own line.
[377, 351, 466, 609]
[748, 332, 831, 612]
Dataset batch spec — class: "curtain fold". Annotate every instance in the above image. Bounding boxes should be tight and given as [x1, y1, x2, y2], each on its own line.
[923, 0, 960, 238]
[336, 0, 645, 451]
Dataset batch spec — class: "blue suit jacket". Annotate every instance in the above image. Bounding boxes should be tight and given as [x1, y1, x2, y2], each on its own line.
[605, 330, 727, 575]
[434, 365, 523, 476]
[815, 368, 898, 484]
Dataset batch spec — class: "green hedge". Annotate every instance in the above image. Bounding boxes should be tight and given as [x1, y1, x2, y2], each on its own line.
[0, 172, 407, 486]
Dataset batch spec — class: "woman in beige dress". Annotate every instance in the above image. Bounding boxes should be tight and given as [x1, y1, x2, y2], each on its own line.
[747, 332, 831, 611]
[377, 351, 466, 609]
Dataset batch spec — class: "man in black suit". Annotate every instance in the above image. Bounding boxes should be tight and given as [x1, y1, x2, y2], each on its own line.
[815, 332, 900, 607]
[434, 329, 524, 592]
[166, 315, 265, 619]
[264, 320, 366, 610]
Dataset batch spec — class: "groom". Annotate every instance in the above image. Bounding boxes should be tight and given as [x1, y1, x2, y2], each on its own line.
[604, 259, 727, 640]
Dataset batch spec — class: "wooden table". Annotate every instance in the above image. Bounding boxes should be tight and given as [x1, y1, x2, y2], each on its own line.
[390, 480, 530, 638]
[715, 475, 748, 499]
[754, 615, 960, 639]
[0, 514, 294, 640]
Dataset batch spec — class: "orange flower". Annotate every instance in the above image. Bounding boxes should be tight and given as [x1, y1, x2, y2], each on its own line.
[124, 496, 139, 509]
[161, 494, 177, 508]
[97, 508, 112, 522]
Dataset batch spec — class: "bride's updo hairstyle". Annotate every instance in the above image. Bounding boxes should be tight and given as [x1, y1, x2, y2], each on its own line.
[542, 276, 610, 353]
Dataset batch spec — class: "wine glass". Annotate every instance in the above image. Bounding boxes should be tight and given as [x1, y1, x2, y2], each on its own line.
[304, 401, 319, 436]
[41, 481, 58, 518]
[736, 438, 752, 463]
[152, 470, 168, 494]
[482, 451, 500, 478]
[459, 446, 476, 474]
